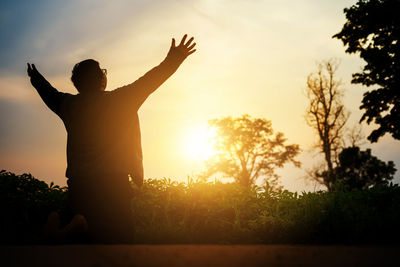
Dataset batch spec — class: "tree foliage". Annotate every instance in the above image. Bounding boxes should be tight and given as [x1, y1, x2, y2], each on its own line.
[202, 115, 300, 188]
[304, 60, 349, 191]
[322, 147, 396, 190]
[333, 0, 400, 142]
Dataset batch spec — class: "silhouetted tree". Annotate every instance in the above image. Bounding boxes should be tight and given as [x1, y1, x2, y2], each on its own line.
[304, 60, 349, 191]
[333, 0, 400, 142]
[346, 123, 367, 147]
[202, 115, 300, 188]
[326, 147, 396, 190]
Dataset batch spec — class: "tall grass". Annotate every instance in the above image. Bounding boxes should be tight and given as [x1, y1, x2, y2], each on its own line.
[1, 170, 400, 244]
[131, 178, 400, 244]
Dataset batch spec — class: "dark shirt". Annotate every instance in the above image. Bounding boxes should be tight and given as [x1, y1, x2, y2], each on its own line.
[30, 55, 183, 186]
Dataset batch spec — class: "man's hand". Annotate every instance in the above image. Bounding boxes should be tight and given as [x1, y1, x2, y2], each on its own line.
[27, 63, 39, 78]
[26, 62, 65, 115]
[167, 34, 196, 61]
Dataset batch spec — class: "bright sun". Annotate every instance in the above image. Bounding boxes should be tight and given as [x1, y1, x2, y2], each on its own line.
[184, 125, 216, 160]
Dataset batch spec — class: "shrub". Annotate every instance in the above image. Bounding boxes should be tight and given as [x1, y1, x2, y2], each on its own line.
[2, 170, 400, 244]
[0, 170, 67, 244]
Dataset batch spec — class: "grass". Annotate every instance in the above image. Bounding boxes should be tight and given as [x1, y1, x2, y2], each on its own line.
[1, 170, 400, 245]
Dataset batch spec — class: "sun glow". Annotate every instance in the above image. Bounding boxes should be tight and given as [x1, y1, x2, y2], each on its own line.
[183, 125, 216, 160]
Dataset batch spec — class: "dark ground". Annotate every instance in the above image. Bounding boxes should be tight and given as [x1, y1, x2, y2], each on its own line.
[3, 245, 400, 267]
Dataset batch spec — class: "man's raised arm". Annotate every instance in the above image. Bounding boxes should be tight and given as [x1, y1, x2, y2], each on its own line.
[113, 34, 196, 110]
[27, 63, 66, 116]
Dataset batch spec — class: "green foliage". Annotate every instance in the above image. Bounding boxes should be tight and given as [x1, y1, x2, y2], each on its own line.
[2, 170, 400, 245]
[130, 177, 400, 244]
[334, 0, 400, 142]
[316, 147, 396, 191]
[334, 147, 396, 190]
[203, 115, 300, 188]
[0, 170, 68, 244]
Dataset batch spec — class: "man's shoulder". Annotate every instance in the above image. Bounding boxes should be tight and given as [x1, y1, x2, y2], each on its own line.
[64, 91, 110, 100]
[60, 92, 79, 104]
[61, 92, 78, 98]
[64, 91, 118, 108]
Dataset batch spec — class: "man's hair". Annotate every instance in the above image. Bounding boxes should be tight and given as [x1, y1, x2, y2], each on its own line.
[71, 59, 104, 93]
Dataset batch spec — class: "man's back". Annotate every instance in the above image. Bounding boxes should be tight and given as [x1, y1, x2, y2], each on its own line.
[60, 91, 143, 184]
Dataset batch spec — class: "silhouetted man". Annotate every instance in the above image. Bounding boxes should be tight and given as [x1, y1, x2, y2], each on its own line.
[27, 35, 196, 243]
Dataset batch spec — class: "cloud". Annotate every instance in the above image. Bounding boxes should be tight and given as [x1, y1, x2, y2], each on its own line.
[0, 0, 183, 75]
[1, 0, 399, 190]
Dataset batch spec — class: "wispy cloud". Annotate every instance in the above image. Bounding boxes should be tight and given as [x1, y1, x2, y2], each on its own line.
[1, 0, 399, 190]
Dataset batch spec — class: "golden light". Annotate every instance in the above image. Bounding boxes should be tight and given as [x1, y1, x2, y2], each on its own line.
[183, 125, 216, 160]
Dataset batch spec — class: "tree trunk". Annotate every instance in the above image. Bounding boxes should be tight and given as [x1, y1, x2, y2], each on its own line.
[324, 143, 334, 191]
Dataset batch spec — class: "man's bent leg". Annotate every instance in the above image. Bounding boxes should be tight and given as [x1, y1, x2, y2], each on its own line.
[67, 175, 134, 244]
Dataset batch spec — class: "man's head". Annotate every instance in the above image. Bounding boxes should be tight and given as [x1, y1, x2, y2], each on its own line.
[71, 59, 107, 93]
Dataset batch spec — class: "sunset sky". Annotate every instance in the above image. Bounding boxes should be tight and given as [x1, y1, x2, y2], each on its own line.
[1, 0, 400, 191]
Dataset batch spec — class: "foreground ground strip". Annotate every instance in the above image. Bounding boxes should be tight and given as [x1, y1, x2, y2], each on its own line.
[3, 245, 399, 266]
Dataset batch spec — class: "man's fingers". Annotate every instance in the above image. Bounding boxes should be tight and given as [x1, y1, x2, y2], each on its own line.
[185, 37, 194, 47]
[188, 49, 196, 56]
[179, 34, 187, 46]
[27, 63, 39, 76]
[170, 34, 196, 57]
[187, 43, 196, 51]
[27, 63, 32, 76]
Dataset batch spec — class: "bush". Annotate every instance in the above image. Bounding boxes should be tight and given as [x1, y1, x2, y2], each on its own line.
[131, 178, 400, 244]
[0, 170, 67, 244]
[2, 170, 400, 244]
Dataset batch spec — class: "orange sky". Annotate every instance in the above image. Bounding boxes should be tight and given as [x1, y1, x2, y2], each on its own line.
[1, 0, 400, 191]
